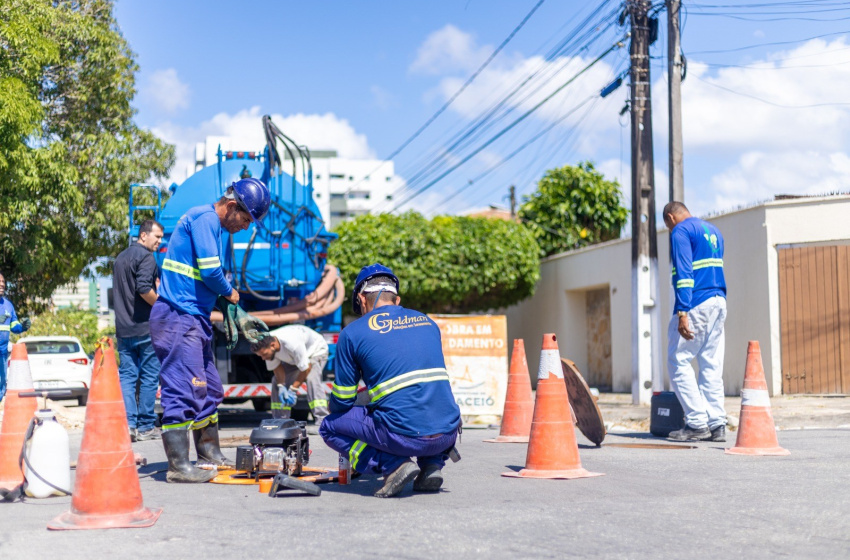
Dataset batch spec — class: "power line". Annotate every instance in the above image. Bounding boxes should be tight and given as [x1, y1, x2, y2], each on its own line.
[340, 0, 547, 197]
[686, 30, 850, 55]
[387, 36, 627, 212]
[692, 73, 850, 107]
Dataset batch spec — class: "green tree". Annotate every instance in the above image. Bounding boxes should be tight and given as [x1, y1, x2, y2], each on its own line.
[12, 307, 111, 355]
[0, 0, 174, 313]
[518, 161, 628, 257]
[329, 212, 540, 314]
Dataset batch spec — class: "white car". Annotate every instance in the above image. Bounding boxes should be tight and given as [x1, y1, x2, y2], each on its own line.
[16, 336, 93, 406]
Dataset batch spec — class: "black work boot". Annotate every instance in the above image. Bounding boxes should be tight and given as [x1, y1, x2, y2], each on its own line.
[193, 423, 235, 468]
[162, 429, 216, 483]
[374, 461, 420, 498]
[413, 465, 443, 492]
[668, 424, 712, 441]
[710, 425, 726, 442]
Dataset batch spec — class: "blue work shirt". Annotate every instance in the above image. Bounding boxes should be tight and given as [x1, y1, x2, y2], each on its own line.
[159, 204, 233, 316]
[330, 305, 461, 437]
[670, 217, 727, 313]
[0, 297, 23, 352]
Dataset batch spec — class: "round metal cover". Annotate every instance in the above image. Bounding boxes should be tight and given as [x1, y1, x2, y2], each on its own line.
[561, 358, 606, 446]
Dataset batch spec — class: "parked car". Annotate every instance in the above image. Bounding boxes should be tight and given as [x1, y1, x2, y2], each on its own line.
[16, 336, 93, 406]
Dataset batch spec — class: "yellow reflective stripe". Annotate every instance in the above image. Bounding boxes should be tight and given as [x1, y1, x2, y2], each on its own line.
[197, 256, 221, 270]
[692, 258, 723, 270]
[369, 368, 450, 403]
[332, 383, 358, 399]
[677, 279, 695, 288]
[349, 440, 367, 470]
[0, 325, 9, 332]
[309, 399, 328, 409]
[163, 420, 194, 431]
[10, 321, 20, 328]
[671, 267, 676, 277]
[271, 402, 283, 410]
[163, 258, 202, 280]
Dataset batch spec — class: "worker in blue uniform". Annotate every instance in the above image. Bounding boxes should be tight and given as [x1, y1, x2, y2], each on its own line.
[320, 264, 462, 498]
[150, 178, 270, 483]
[0, 272, 30, 402]
[663, 201, 728, 443]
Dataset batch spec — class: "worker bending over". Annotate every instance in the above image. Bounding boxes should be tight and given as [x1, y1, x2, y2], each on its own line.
[251, 324, 330, 429]
[151, 178, 270, 483]
[320, 264, 461, 498]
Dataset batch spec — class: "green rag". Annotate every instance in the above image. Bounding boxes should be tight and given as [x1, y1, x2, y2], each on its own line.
[215, 296, 270, 350]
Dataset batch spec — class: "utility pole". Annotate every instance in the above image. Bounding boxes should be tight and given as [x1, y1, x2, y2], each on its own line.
[508, 185, 517, 218]
[667, 0, 684, 203]
[628, 0, 661, 405]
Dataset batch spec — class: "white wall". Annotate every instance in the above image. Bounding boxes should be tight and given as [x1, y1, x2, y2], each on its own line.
[507, 196, 850, 397]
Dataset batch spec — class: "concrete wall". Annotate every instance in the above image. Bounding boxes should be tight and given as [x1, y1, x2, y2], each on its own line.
[507, 196, 850, 396]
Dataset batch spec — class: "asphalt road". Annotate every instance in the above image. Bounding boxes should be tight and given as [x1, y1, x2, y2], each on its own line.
[1, 417, 848, 559]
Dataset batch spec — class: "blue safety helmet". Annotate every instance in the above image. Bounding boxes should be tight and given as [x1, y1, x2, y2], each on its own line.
[229, 177, 271, 226]
[352, 263, 400, 315]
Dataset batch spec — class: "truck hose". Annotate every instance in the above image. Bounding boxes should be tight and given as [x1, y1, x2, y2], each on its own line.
[253, 276, 344, 327]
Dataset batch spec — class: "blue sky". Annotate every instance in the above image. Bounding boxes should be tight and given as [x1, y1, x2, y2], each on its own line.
[115, 0, 850, 218]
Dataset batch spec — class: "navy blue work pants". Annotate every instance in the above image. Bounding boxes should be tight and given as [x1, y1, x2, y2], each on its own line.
[118, 334, 161, 432]
[150, 301, 222, 430]
[0, 351, 7, 402]
[320, 406, 456, 476]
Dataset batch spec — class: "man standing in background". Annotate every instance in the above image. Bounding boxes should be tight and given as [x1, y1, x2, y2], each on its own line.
[113, 219, 164, 441]
[0, 272, 30, 402]
[663, 201, 728, 443]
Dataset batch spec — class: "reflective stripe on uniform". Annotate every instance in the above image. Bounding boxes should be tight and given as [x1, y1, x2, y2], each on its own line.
[309, 399, 328, 410]
[196, 256, 221, 270]
[368, 368, 450, 403]
[192, 413, 219, 430]
[163, 420, 194, 431]
[162, 258, 202, 281]
[349, 440, 367, 470]
[692, 258, 723, 270]
[0, 325, 9, 332]
[332, 383, 358, 400]
[271, 402, 283, 410]
[10, 321, 20, 329]
[676, 279, 695, 289]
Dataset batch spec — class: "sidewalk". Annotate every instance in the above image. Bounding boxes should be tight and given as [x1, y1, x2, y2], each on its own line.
[599, 392, 850, 432]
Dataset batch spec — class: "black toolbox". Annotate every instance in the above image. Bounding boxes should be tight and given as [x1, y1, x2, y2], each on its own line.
[650, 391, 685, 437]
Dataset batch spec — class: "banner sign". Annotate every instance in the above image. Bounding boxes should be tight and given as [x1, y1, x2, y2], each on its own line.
[429, 314, 508, 418]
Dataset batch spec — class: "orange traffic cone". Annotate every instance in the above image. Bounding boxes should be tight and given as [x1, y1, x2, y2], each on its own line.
[0, 344, 38, 491]
[49, 338, 161, 530]
[726, 341, 789, 456]
[503, 334, 603, 479]
[485, 339, 534, 443]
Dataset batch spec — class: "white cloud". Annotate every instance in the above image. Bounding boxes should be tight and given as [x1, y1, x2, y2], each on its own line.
[141, 68, 190, 114]
[151, 106, 375, 183]
[709, 150, 850, 209]
[410, 25, 490, 75]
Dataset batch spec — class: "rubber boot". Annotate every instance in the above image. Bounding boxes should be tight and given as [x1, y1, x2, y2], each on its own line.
[193, 423, 236, 468]
[162, 429, 216, 483]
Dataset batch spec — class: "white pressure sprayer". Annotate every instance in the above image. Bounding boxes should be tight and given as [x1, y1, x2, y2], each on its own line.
[19, 390, 72, 499]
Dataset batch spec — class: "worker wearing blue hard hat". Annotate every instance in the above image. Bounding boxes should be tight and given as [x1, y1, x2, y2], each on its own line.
[150, 178, 271, 483]
[321, 263, 462, 498]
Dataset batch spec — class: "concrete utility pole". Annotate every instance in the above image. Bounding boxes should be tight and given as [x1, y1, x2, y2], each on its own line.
[667, 0, 684, 203]
[508, 185, 517, 218]
[628, 0, 662, 405]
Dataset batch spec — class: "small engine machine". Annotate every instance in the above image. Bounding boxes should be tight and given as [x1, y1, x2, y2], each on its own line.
[235, 419, 310, 478]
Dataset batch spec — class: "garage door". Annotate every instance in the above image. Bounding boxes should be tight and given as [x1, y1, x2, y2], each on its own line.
[778, 245, 850, 394]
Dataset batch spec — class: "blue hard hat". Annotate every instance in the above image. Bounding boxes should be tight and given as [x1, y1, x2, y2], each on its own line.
[352, 263, 399, 315]
[229, 177, 270, 225]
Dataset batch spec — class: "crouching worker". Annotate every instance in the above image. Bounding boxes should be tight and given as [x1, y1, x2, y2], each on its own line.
[320, 264, 461, 498]
[251, 325, 330, 430]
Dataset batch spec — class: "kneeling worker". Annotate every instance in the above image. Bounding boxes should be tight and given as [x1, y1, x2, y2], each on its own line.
[251, 325, 330, 427]
[320, 264, 461, 498]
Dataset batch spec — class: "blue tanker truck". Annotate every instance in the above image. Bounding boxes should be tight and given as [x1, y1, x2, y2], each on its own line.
[128, 116, 344, 418]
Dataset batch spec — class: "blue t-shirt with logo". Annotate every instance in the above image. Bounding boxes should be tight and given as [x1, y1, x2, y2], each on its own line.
[330, 305, 461, 437]
[670, 217, 727, 313]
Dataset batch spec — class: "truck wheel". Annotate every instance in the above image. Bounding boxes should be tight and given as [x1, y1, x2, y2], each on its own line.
[252, 398, 271, 412]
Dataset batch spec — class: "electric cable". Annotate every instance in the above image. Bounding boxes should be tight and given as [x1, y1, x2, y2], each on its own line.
[692, 73, 850, 108]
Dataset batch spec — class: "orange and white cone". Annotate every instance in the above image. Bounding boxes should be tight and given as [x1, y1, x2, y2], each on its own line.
[485, 339, 534, 443]
[726, 341, 789, 456]
[49, 338, 161, 530]
[0, 344, 38, 491]
[503, 334, 603, 479]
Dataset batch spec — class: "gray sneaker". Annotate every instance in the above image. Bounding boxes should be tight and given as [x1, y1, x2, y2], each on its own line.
[710, 425, 726, 442]
[136, 428, 161, 441]
[374, 461, 420, 498]
[668, 425, 711, 441]
[413, 465, 443, 492]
